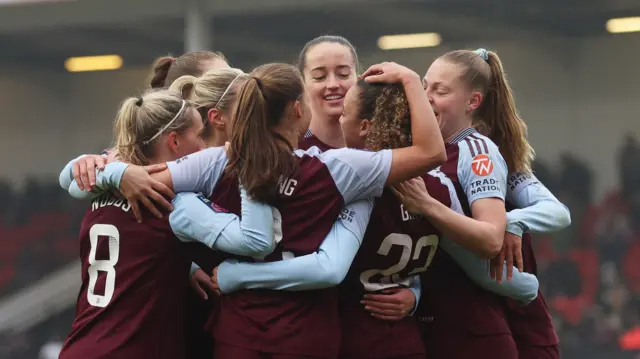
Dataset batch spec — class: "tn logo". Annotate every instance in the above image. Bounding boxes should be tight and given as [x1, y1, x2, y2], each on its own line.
[471, 154, 494, 176]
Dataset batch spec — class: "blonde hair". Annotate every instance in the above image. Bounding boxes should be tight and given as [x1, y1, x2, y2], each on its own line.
[113, 89, 195, 166]
[170, 68, 247, 140]
[440, 49, 535, 173]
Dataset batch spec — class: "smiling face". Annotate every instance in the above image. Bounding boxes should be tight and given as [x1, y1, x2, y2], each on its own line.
[302, 42, 357, 122]
[424, 58, 482, 140]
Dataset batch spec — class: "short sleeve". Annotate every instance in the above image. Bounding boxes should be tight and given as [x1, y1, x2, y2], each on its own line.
[456, 137, 508, 205]
[166, 147, 228, 196]
[317, 148, 393, 204]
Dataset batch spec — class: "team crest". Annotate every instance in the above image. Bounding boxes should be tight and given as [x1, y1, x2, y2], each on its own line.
[471, 154, 493, 176]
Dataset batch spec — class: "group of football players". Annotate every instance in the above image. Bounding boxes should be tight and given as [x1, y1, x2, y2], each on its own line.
[55, 35, 571, 359]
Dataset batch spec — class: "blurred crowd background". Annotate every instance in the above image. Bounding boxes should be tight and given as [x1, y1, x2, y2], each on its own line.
[1, 0, 639, 358]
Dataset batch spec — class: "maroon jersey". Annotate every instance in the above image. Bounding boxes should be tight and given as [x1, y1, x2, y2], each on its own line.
[417, 129, 513, 338]
[505, 230, 559, 346]
[207, 147, 392, 359]
[59, 193, 191, 359]
[338, 174, 451, 359]
[300, 130, 335, 152]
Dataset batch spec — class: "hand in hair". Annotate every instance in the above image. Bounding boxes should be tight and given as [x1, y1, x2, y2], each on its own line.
[73, 155, 107, 192]
[119, 164, 175, 222]
[361, 62, 420, 86]
[490, 233, 524, 283]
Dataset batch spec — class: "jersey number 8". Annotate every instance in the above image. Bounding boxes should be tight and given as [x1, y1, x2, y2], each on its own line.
[87, 224, 120, 308]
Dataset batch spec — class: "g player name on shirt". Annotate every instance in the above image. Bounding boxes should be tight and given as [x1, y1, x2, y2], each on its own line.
[508, 172, 533, 192]
[401, 204, 422, 221]
[91, 194, 131, 212]
[470, 178, 501, 195]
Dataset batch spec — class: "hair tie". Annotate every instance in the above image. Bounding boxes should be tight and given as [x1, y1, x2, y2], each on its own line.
[252, 76, 263, 90]
[214, 72, 245, 109]
[474, 48, 489, 62]
[135, 97, 143, 106]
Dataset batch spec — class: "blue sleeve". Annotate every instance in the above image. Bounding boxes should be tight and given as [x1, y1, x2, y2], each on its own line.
[316, 148, 393, 203]
[168, 189, 274, 257]
[408, 276, 421, 315]
[59, 155, 84, 191]
[216, 198, 374, 293]
[67, 162, 130, 201]
[440, 238, 538, 304]
[505, 173, 571, 237]
[166, 147, 228, 196]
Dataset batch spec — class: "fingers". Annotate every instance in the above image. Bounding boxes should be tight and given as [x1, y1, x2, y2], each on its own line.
[79, 159, 90, 191]
[151, 180, 176, 201]
[144, 163, 168, 174]
[85, 156, 97, 189]
[95, 155, 106, 171]
[362, 293, 400, 304]
[72, 161, 83, 191]
[391, 187, 404, 201]
[130, 201, 143, 223]
[191, 282, 208, 300]
[505, 242, 514, 281]
[361, 64, 383, 79]
[494, 249, 506, 284]
[514, 240, 524, 273]
[139, 195, 163, 219]
[145, 186, 174, 213]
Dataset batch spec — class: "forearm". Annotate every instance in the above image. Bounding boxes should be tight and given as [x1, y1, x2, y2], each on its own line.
[66, 162, 129, 200]
[507, 200, 571, 236]
[217, 221, 362, 293]
[419, 199, 501, 259]
[441, 239, 539, 304]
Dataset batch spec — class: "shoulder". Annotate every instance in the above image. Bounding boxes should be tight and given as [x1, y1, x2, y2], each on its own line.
[456, 132, 501, 160]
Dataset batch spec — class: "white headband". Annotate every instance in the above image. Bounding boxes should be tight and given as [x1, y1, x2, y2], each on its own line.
[213, 73, 244, 109]
[143, 100, 187, 145]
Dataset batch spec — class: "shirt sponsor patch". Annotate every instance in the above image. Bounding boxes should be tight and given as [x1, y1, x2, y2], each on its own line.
[196, 194, 229, 213]
[471, 154, 494, 176]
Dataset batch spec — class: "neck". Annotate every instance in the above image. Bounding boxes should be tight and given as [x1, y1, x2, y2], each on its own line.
[205, 132, 227, 148]
[442, 119, 472, 143]
[309, 115, 345, 149]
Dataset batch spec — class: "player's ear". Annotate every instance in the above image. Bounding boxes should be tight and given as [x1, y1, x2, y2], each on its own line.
[359, 119, 371, 138]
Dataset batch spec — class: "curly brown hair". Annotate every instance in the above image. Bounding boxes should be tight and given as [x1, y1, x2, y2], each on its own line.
[355, 79, 411, 151]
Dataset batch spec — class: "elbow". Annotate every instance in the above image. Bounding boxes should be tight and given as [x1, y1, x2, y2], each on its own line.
[417, 149, 447, 173]
[557, 206, 572, 229]
[324, 269, 345, 287]
[252, 239, 276, 258]
[484, 235, 504, 259]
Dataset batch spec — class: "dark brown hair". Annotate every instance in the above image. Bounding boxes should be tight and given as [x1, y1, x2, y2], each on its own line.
[440, 49, 534, 173]
[149, 51, 227, 89]
[226, 63, 305, 202]
[297, 35, 360, 74]
[355, 79, 411, 151]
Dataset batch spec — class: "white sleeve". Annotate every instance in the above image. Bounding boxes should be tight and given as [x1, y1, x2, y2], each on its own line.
[456, 139, 508, 205]
[317, 148, 393, 204]
[166, 147, 228, 197]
